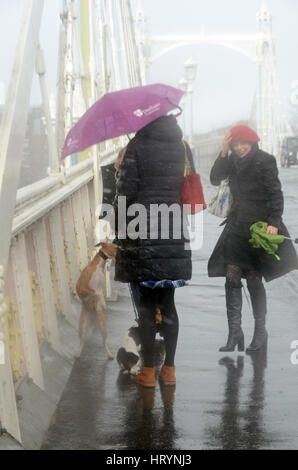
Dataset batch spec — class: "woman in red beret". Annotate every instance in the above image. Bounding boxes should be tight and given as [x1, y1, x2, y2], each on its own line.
[208, 125, 298, 353]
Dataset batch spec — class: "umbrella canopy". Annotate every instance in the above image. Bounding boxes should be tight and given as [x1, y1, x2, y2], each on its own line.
[249, 221, 285, 260]
[61, 83, 184, 159]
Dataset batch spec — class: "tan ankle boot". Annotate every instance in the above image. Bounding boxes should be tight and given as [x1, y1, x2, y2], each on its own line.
[134, 367, 156, 388]
[159, 365, 176, 386]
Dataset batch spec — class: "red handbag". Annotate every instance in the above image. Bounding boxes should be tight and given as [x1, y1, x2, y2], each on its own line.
[181, 141, 207, 214]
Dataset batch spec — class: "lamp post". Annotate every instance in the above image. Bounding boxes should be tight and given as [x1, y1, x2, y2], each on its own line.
[178, 77, 188, 135]
[184, 56, 197, 144]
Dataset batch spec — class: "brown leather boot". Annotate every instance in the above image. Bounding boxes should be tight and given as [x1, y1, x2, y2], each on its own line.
[159, 365, 176, 386]
[134, 367, 156, 388]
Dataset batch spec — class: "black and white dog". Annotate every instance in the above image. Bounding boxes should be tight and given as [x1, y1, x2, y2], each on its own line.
[117, 325, 141, 375]
[117, 322, 165, 375]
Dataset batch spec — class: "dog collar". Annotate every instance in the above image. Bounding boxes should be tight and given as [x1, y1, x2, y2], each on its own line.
[98, 250, 109, 261]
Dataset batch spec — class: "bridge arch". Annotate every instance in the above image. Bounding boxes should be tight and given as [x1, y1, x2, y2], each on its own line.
[149, 39, 256, 64]
[144, 32, 288, 162]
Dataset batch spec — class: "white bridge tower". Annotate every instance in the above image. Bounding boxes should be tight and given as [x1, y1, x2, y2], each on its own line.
[141, 0, 290, 163]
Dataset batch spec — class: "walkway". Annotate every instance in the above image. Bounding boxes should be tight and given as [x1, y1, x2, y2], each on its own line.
[42, 168, 298, 450]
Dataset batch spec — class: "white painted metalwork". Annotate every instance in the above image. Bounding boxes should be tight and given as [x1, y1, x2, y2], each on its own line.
[32, 220, 61, 353]
[94, 0, 107, 97]
[117, 0, 130, 89]
[80, 185, 94, 259]
[36, 45, 60, 173]
[48, 207, 74, 327]
[135, 0, 147, 85]
[13, 167, 94, 236]
[0, 0, 44, 291]
[108, 0, 122, 91]
[12, 147, 122, 237]
[147, 33, 258, 63]
[55, 23, 67, 160]
[120, 0, 143, 87]
[0, 0, 44, 443]
[71, 191, 89, 270]
[63, 0, 75, 169]
[90, 0, 102, 212]
[255, 5, 291, 163]
[184, 56, 197, 144]
[11, 234, 44, 391]
[0, 265, 21, 442]
[61, 199, 81, 293]
[72, 2, 89, 110]
[143, 3, 289, 162]
[87, 181, 96, 231]
[0, 0, 142, 445]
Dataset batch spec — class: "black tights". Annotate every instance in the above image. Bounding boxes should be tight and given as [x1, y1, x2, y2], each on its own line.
[130, 283, 179, 367]
[226, 264, 267, 314]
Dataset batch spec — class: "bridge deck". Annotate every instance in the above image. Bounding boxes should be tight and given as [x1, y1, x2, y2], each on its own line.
[40, 168, 298, 450]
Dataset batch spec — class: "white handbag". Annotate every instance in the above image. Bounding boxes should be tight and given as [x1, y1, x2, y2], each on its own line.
[208, 178, 232, 218]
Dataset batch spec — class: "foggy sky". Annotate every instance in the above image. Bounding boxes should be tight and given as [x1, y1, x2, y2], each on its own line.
[0, 0, 297, 134]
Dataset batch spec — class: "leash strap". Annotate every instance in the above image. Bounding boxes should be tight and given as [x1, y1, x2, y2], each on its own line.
[129, 283, 140, 324]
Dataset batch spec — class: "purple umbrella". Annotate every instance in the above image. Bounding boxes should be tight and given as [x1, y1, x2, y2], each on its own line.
[61, 83, 184, 159]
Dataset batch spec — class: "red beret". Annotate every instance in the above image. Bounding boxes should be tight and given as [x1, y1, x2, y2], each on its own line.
[230, 125, 260, 142]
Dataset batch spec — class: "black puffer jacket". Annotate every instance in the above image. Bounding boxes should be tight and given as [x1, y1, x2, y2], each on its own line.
[208, 146, 298, 281]
[113, 116, 193, 283]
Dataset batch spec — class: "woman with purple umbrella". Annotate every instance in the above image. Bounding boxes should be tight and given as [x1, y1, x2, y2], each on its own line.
[114, 114, 195, 388]
[61, 83, 195, 387]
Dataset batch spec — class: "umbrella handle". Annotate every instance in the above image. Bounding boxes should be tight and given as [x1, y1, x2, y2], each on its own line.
[284, 236, 298, 244]
[167, 99, 183, 117]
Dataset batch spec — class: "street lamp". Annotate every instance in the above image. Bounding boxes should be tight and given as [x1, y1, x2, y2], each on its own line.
[178, 77, 188, 93]
[184, 56, 197, 143]
[184, 56, 197, 82]
[178, 77, 188, 134]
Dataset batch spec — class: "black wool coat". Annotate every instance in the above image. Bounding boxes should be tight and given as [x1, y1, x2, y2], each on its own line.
[113, 116, 194, 283]
[208, 146, 298, 282]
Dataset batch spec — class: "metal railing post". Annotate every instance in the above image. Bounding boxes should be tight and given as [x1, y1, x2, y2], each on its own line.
[0, 0, 44, 443]
[36, 44, 60, 174]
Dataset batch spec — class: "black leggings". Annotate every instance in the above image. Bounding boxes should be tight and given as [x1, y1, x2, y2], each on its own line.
[130, 283, 179, 367]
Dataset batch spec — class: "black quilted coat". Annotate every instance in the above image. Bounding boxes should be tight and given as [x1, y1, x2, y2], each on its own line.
[208, 145, 298, 282]
[113, 116, 194, 283]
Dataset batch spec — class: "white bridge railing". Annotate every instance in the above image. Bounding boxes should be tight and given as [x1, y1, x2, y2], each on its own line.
[1, 145, 122, 444]
[0, 0, 143, 445]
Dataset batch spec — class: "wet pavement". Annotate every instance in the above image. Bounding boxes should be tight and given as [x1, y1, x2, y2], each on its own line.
[42, 167, 298, 450]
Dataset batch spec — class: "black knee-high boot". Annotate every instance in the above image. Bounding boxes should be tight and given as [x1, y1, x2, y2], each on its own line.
[219, 283, 244, 352]
[246, 276, 268, 353]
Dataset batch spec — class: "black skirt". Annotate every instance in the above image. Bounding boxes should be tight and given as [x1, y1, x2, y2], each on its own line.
[223, 220, 263, 273]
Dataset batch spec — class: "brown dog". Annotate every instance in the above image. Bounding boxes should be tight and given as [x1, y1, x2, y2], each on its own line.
[76, 242, 118, 359]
